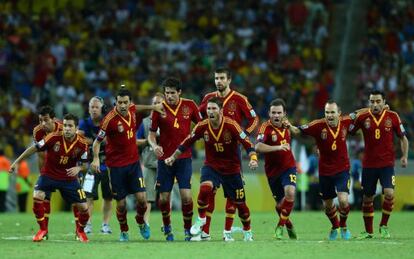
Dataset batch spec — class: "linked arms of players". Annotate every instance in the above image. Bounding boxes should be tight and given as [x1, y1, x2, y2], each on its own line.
[148, 131, 164, 158]
[255, 142, 290, 153]
[135, 103, 165, 116]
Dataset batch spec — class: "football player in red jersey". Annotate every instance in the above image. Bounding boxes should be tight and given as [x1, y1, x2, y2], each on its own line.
[198, 68, 259, 240]
[288, 101, 353, 240]
[166, 97, 258, 241]
[10, 114, 90, 243]
[91, 87, 163, 242]
[148, 77, 202, 241]
[255, 99, 297, 240]
[350, 90, 409, 239]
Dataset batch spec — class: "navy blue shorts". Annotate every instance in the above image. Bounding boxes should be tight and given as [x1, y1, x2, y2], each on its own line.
[156, 158, 192, 193]
[109, 161, 145, 201]
[200, 166, 245, 202]
[267, 167, 297, 203]
[34, 175, 86, 204]
[319, 171, 350, 200]
[362, 167, 395, 196]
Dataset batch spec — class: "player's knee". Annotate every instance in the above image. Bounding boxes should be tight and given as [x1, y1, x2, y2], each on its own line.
[362, 195, 374, 203]
[33, 190, 46, 200]
[158, 194, 170, 204]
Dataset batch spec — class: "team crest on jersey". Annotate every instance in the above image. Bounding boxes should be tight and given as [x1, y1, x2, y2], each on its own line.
[227, 101, 237, 116]
[203, 131, 209, 142]
[385, 118, 392, 131]
[53, 142, 61, 152]
[223, 130, 232, 144]
[117, 121, 124, 132]
[321, 129, 328, 140]
[364, 118, 371, 129]
[271, 131, 277, 142]
[182, 105, 190, 119]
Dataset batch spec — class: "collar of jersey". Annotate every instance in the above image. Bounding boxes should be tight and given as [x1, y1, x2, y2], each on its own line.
[163, 99, 182, 116]
[115, 108, 131, 127]
[208, 118, 225, 142]
[63, 134, 79, 154]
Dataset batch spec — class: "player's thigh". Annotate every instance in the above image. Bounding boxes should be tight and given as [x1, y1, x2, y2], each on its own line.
[174, 158, 192, 189]
[34, 175, 56, 199]
[143, 167, 157, 202]
[100, 169, 113, 200]
[267, 175, 284, 203]
[361, 168, 380, 196]
[156, 160, 175, 193]
[58, 180, 87, 204]
[319, 175, 337, 200]
[378, 167, 395, 189]
[334, 170, 350, 194]
[222, 174, 245, 203]
[126, 161, 146, 194]
[280, 167, 297, 199]
[108, 166, 129, 201]
[200, 166, 221, 189]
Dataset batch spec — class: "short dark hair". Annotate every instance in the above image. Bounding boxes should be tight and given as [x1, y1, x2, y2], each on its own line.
[214, 67, 232, 79]
[207, 97, 223, 109]
[370, 90, 385, 99]
[325, 100, 341, 112]
[38, 106, 55, 118]
[161, 77, 181, 91]
[63, 113, 79, 126]
[269, 98, 287, 112]
[117, 86, 131, 101]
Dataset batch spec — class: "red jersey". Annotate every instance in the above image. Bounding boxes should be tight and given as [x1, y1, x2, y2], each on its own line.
[36, 132, 88, 181]
[150, 98, 201, 160]
[299, 117, 352, 176]
[97, 104, 139, 167]
[180, 117, 255, 175]
[33, 121, 63, 142]
[199, 90, 259, 134]
[350, 110, 406, 168]
[256, 120, 296, 178]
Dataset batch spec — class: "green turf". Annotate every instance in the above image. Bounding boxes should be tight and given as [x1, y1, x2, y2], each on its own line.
[0, 211, 413, 258]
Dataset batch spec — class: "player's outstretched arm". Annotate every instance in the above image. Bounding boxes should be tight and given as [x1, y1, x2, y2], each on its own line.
[135, 103, 165, 116]
[282, 118, 301, 135]
[91, 139, 102, 173]
[9, 145, 37, 173]
[400, 135, 409, 168]
[255, 142, 290, 153]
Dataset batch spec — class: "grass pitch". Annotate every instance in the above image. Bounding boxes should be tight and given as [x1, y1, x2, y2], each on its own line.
[0, 211, 413, 259]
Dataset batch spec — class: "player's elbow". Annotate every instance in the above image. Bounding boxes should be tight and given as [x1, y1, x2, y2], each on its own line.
[255, 143, 264, 153]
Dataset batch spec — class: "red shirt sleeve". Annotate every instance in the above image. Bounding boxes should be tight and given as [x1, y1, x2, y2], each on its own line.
[179, 122, 204, 151]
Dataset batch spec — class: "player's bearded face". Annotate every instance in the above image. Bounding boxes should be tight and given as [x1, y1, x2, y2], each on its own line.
[39, 114, 54, 132]
[214, 73, 230, 92]
[324, 103, 340, 127]
[207, 103, 221, 122]
[63, 119, 77, 139]
[164, 87, 181, 105]
[116, 96, 131, 116]
[269, 105, 285, 127]
[369, 94, 385, 114]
